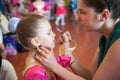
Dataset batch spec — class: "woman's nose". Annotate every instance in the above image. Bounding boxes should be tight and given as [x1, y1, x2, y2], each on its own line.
[77, 15, 82, 23]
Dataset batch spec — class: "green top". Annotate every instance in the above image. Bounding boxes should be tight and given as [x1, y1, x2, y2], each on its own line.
[98, 20, 120, 67]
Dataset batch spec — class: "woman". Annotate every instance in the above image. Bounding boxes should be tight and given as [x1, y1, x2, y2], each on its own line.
[34, 0, 120, 80]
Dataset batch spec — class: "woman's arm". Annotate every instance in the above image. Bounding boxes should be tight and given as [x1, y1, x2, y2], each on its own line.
[53, 62, 86, 80]
[64, 47, 99, 80]
[93, 39, 120, 80]
[90, 47, 99, 77]
[70, 57, 92, 80]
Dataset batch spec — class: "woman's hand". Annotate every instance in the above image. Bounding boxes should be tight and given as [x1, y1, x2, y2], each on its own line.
[60, 31, 72, 49]
[61, 31, 77, 64]
[33, 46, 58, 71]
[62, 31, 72, 42]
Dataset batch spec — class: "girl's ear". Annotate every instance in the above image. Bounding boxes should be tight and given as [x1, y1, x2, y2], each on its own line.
[30, 38, 41, 47]
[99, 9, 110, 21]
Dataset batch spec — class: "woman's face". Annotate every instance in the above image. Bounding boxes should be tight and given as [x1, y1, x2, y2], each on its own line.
[38, 21, 56, 49]
[77, 0, 103, 32]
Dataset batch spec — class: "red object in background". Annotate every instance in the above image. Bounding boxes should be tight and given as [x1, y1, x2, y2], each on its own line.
[10, 0, 19, 5]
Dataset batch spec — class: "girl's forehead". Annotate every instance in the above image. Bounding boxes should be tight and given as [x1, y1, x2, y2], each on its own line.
[40, 22, 51, 30]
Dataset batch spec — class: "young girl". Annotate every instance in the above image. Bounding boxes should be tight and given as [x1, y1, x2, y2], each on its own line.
[55, 0, 66, 27]
[16, 14, 73, 80]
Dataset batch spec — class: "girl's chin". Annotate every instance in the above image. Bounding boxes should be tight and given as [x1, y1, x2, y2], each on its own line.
[83, 28, 88, 32]
[51, 45, 55, 48]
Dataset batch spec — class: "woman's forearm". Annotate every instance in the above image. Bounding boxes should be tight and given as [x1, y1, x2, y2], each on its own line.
[53, 63, 86, 80]
[70, 58, 92, 80]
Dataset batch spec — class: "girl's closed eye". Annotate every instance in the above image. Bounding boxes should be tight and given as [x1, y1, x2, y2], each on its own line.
[47, 30, 52, 35]
[48, 32, 51, 35]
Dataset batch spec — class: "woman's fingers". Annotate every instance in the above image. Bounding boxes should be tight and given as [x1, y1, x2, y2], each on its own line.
[33, 53, 46, 65]
[33, 47, 58, 70]
[65, 31, 72, 41]
[35, 48, 47, 58]
[40, 46, 51, 54]
[35, 46, 54, 59]
[62, 31, 72, 42]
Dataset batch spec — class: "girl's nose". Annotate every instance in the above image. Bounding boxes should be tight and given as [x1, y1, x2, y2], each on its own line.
[52, 32, 56, 37]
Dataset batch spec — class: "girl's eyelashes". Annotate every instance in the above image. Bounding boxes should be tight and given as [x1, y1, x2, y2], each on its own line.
[48, 31, 52, 35]
[48, 32, 51, 35]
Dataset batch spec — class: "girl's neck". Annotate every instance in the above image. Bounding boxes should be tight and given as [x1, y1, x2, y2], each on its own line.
[25, 51, 36, 66]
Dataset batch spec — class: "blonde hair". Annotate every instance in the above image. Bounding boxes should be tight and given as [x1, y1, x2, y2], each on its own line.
[16, 15, 48, 50]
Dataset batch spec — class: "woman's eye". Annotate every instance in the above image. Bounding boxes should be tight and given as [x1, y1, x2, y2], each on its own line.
[77, 9, 86, 14]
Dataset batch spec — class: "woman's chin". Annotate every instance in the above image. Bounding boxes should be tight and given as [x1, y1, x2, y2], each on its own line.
[84, 27, 92, 32]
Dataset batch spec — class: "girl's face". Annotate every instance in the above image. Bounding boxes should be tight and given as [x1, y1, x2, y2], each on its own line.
[37, 21, 56, 49]
[77, 0, 103, 32]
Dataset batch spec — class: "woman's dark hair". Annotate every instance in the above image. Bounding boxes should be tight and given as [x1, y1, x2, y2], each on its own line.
[83, 0, 120, 20]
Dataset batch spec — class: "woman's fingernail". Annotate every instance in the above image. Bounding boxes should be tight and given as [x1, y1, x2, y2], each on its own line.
[39, 45, 41, 48]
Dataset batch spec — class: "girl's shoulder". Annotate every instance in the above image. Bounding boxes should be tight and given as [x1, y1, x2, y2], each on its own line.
[23, 63, 48, 80]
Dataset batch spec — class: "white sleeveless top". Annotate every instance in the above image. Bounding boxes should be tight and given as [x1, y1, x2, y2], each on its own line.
[0, 59, 17, 80]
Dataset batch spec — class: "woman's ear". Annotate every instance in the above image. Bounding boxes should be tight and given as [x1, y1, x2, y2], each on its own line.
[99, 9, 110, 21]
[30, 38, 41, 47]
